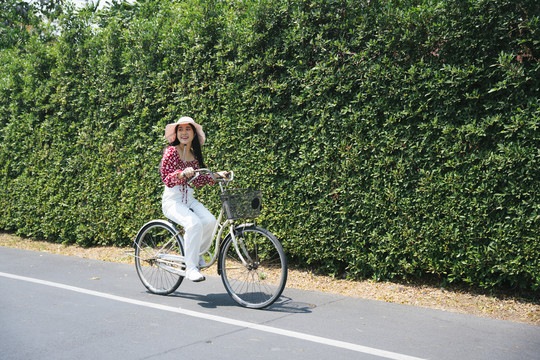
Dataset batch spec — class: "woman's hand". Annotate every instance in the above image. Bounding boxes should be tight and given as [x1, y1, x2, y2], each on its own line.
[179, 167, 195, 179]
[216, 171, 230, 179]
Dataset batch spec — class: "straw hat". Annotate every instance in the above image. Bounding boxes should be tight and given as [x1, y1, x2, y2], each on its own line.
[164, 116, 205, 145]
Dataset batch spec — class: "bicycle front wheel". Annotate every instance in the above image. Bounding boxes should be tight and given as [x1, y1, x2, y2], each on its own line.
[219, 225, 287, 309]
[134, 220, 184, 295]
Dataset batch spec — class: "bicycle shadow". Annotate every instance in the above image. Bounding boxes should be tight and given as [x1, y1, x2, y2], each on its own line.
[167, 291, 314, 314]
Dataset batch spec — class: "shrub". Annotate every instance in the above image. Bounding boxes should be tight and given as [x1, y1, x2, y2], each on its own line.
[0, 0, 538, 291]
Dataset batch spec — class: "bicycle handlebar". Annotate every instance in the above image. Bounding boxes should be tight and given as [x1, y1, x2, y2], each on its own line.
[187, 168, 234, 185]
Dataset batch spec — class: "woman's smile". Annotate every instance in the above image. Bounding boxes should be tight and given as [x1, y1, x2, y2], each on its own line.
[177, 125, 194, 144]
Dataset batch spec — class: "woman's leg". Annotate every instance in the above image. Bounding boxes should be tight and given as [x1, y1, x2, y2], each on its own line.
[162, 197, 205, 277]
[188, 198, 217, 254]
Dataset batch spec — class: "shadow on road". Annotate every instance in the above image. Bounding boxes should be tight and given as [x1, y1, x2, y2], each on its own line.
[164, 291, 314, 314]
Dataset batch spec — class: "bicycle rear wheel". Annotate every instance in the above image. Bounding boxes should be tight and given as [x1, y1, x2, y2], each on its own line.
[219, 225, 287, 309]
[134, 220, 184, 295]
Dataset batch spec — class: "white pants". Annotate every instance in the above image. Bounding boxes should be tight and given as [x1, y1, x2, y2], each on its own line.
[162, 186, 216, 271]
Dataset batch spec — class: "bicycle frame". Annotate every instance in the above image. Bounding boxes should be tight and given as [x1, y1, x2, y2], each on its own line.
[133, 167, 287, 308]
[147, 169, 253, 276]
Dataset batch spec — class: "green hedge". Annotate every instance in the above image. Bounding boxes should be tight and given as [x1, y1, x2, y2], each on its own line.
[1, 0, 539, 291]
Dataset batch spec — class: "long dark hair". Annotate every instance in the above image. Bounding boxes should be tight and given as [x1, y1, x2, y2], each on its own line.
[170, 124, 206, 168]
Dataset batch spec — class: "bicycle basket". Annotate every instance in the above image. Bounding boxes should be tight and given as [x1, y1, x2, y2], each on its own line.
[220, 189, 262, 220]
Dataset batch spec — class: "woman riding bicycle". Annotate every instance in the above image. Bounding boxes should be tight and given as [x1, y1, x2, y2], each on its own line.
[161, 116, 228, 282]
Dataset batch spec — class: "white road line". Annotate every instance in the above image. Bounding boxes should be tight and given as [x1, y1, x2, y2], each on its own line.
[0, 271, 426, 360]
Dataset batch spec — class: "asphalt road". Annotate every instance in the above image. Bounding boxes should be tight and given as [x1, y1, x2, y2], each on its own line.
[0, 246, 538, 360]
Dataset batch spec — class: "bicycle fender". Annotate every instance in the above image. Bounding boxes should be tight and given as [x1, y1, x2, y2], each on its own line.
[232, 223, 256, 233]
[132, 219, 178, 248]
[217, 223, 257, 275]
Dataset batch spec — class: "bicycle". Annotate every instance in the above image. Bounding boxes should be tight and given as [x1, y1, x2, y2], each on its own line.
[132, 169, 288, 309]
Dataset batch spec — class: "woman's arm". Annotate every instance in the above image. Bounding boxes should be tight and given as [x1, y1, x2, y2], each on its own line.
[160, 147, 186, 188]
[189, 171, 215, 189]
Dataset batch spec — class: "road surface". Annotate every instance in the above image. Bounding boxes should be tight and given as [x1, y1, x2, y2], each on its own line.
[0, 247, 538, 360]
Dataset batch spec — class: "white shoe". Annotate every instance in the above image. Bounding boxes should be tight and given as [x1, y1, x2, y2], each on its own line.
[198, 256, 208, 268]
[186, 269, 205, 282]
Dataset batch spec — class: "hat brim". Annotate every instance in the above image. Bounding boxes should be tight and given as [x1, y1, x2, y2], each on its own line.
[165, 117, 205, 146]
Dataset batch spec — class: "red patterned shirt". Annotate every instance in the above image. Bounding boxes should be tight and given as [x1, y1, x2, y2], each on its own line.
[160, 146, 215, 189]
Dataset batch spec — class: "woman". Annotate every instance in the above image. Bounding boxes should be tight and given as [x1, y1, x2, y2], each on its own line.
[161, 116, 227, 282]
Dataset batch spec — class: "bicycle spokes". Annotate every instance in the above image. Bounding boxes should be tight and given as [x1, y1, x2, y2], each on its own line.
[134, 221, 185, 295]
[220, 226, 287, 308]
